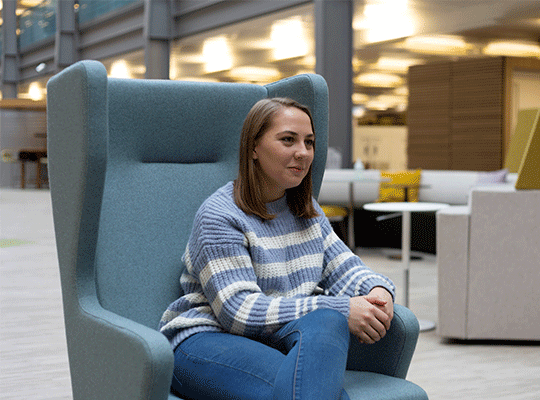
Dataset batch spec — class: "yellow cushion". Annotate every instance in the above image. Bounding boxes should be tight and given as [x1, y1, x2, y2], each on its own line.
[378, 169, 422, 202]
[321, 205, 348, 221]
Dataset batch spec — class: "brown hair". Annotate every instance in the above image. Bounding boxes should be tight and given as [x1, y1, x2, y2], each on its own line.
[234, 97, 319, 220]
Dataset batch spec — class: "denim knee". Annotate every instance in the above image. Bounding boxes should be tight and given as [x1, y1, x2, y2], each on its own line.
[312, 308, 348, 329]
[300, 308, 350, 344]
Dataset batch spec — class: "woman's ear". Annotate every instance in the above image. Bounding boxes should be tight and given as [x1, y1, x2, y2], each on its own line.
[252, 147, 258, 160]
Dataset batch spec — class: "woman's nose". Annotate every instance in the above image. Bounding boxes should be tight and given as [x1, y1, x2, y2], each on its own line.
[295, 144, 309, 159]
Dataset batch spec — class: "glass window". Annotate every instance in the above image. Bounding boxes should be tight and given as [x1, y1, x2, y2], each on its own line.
[170, 4, 314, 85]
[77, 0, 141, 25]
[18, 0, 57, 50]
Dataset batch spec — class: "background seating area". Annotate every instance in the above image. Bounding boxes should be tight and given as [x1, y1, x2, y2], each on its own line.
[318, 168, 518, 253]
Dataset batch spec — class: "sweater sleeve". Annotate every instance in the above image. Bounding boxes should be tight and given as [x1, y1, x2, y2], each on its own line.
[185, 210, 350, 338]
[317, 212, 396, 300]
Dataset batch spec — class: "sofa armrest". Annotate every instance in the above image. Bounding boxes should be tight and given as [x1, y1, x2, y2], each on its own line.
[346, 304, 419, 379]
[436, 206, 470, 339]
[65, 298, 174, 400]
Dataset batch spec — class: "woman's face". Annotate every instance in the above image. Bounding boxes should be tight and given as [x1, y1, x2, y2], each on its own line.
[253, 106, 314, 203]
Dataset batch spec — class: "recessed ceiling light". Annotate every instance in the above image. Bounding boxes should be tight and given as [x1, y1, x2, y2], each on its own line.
[228, 66, 281, 83]
[355, 73, 404, 87]
[402, 35, 473, 56]
[375, 57, 423, 73]
[482, 40, 540, 57]
[203, 36, 233, 74]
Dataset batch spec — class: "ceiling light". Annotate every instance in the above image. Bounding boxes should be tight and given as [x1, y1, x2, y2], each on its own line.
[36, 62, 47, 73]
[366, 99, 390, 111]
[353, 106, 367, 119]
[110, 60, 132, 79]
[354, 0, 415, 43]
[403, 35, 473, 56]
[177, 77, 220, 83]
[271, 17, 309, 60]
[203, 35, 233, 74]
[482, 40, 540, 57]
[375, 57, 423, 73]
[393, 86, 409, 96]
[352, 93, 369, 104]
[355, 73, 403, 88]
[228, 66, 280, 83]
[365, 95, 407, 111]
[28, 82, 44, 101]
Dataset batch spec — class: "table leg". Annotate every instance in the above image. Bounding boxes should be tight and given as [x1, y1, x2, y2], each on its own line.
[37, 161, 42, 189]
[402, 209, 436, 332]
[348, 181, 355, 250]
[20, 162, 26, 189]
[401, 211, 411, 308]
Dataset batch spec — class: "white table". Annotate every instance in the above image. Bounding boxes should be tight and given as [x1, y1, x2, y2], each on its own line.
[363, 202, 450, 331]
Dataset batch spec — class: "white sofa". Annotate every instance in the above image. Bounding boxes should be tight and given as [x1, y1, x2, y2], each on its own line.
[437, 186, 540, 340]
[318, 169, 518, 207]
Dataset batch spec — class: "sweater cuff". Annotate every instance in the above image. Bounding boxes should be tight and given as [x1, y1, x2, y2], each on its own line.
[316, 295, 351, 318]
[358, 278, 396, 301]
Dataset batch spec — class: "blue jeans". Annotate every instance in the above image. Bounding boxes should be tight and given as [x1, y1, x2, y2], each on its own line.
[172, 309, 352, 400]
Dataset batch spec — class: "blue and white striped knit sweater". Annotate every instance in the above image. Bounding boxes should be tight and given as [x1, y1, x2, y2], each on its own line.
[159, 182, 395, 350]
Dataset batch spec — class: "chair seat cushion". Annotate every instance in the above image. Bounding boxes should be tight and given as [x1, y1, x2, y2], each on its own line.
[344, 371, 428, 400]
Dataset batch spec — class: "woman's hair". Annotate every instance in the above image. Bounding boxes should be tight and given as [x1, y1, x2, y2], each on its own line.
[234, 97, 319, 220]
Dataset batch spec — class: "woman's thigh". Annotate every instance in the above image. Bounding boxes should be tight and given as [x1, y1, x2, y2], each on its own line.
[173, 332, 285, 400]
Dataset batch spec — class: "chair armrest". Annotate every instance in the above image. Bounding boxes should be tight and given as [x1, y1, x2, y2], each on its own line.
[65, 298, 174, 400]
[346, 304, 419, 379]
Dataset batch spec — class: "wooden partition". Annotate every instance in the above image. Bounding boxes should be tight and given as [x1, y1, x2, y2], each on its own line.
[408, 57, 540, 171]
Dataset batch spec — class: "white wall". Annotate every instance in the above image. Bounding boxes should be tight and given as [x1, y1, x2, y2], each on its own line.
[352, 125, 407, 171]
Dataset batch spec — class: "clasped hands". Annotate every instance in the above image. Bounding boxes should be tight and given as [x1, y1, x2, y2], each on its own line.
[348, 287, 394, 344]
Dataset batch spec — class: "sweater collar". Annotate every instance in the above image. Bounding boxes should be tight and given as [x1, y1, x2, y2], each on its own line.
[266, 194, 288, 214]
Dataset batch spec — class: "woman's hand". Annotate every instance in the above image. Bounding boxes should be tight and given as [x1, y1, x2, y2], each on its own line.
[366, 286, 394, 323]
[348, 288, 394, 344]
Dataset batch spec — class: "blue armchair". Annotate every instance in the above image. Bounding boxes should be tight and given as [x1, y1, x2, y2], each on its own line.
[47, 60, 427, 400]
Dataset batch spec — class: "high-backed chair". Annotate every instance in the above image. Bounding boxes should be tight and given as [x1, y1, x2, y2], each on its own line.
[47, 60, 427, 400]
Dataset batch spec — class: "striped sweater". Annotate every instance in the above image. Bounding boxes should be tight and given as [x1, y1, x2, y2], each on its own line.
[159, 182, 395, 350]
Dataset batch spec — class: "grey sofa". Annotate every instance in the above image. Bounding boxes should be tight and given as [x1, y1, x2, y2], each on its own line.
[437, 185, 540, 340]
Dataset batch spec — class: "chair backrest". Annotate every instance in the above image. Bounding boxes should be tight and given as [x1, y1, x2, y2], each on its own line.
[47, 60, 328, 331]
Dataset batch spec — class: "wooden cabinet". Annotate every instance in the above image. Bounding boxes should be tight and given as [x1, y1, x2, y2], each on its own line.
[408, 57, 540, 171]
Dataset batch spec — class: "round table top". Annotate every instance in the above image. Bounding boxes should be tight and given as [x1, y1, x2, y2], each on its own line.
[363, 202, 450, 213]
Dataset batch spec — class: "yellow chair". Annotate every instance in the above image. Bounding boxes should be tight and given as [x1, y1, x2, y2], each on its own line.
[378, 169, 422, 202]
[321, 204, 348, 222]
[321, 205, 349, 244]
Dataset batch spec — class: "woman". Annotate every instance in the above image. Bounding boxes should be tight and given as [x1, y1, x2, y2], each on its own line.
[159, 97, 395, 400]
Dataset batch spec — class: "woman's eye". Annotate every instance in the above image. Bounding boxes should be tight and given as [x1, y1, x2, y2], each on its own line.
[281, 137, 294, 143]
[305, 140, 314, 147]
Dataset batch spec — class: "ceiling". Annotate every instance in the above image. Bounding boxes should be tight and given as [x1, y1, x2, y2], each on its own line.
[163, 0, 540, 114]
[12, 0, 540, 110]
